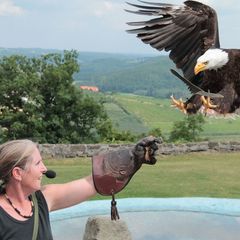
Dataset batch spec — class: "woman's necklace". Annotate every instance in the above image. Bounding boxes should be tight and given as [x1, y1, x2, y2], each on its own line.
[4, 193, 34, 219]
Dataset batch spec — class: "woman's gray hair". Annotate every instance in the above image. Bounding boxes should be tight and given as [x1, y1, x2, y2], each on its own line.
[0, 139, 37, 192]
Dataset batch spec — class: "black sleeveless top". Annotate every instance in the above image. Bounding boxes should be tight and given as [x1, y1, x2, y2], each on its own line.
[0, 190, 53, 240]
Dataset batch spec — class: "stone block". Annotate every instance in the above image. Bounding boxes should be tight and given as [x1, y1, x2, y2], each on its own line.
[83, 216, 132, 240]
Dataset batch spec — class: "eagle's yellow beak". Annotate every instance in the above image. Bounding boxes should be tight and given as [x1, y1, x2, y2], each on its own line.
[194, 63, 207, 75]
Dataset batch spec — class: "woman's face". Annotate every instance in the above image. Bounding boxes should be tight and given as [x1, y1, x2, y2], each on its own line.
[21, 147, 47, 192]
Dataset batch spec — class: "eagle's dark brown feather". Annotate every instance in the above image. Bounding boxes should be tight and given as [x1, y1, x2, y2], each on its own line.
[126, 0, 219, 80]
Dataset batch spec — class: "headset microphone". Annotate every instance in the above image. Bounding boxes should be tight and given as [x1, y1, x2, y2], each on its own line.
[44, 170, 56, 179]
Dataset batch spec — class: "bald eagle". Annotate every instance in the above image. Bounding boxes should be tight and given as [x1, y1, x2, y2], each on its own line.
[126, 0, 240, 115]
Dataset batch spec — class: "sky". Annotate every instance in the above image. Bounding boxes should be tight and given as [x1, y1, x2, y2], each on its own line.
[0, 0, 240, 55]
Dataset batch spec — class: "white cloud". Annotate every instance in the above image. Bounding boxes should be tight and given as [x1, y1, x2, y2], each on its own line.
[93, 1, 122, 17]
[103, 1, 114, 11]
[0, 0, 24, 16]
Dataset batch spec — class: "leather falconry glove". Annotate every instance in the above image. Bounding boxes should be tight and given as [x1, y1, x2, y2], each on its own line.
[92, 136, 162, 220]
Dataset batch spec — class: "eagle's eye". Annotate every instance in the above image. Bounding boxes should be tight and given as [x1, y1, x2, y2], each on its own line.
[204, 61, 209, 65]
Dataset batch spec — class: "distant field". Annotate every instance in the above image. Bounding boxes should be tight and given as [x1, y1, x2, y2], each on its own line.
[104, 101, 148, 134]
[43, 152, 240, 199]
[104, 93, 240, 141]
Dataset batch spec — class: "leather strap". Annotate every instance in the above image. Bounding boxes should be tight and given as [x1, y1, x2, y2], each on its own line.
[32, 193, 39, 240]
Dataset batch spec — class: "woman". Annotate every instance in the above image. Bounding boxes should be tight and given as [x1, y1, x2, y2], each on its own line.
[0, 139, 97, 240]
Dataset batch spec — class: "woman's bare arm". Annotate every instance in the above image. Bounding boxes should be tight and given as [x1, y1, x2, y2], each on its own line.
[41, 175, 97, 211]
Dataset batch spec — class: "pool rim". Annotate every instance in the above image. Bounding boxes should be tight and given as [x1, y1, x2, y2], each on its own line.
[50, 197, 240, 222]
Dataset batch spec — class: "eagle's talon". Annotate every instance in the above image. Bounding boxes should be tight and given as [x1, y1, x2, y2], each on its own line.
[200, 96, 218, 113]
[170, 95, 187, 114]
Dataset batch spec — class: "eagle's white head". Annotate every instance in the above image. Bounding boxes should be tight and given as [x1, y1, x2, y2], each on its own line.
[194, 49, 229, 75]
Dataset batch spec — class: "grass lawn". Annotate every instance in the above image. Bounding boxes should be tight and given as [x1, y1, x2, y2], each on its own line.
[43, 152, 240, 200]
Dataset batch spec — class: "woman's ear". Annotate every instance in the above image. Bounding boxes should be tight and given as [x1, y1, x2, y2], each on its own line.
[11, 167, 24, 181]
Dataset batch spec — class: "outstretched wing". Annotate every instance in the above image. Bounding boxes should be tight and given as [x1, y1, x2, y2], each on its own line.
[126, 0, 220, 80]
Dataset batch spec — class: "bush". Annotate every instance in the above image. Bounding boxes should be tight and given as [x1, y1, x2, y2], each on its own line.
[169, 114, 206, 142]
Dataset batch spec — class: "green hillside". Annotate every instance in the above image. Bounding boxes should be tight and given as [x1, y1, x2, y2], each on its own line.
[75, 53, 188, 98]
[0, 48, 189, 98]
[104, 93, 240, 141]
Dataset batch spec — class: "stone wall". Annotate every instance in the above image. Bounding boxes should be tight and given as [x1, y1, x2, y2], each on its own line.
[39, 141, 240, 158]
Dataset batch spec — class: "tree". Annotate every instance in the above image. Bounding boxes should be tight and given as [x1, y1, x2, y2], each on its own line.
[169, 114, 206, 142]
[0, 51, 113, 143]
